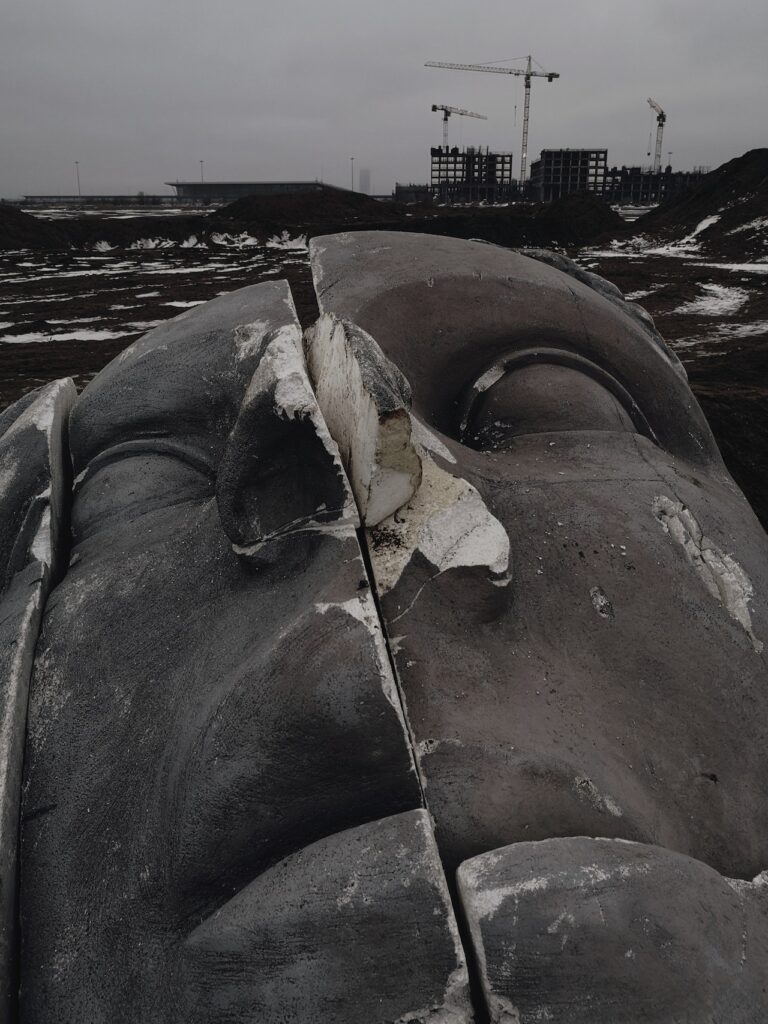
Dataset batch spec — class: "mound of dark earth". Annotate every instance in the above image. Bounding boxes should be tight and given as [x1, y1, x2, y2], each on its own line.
[0, 187, 625, 252]
[211, 186, 417, 233]
[0, 204, 70, 249]
[634, 149, 768, 260]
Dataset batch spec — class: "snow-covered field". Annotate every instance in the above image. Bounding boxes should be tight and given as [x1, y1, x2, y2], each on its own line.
[0, 241, 309, 349]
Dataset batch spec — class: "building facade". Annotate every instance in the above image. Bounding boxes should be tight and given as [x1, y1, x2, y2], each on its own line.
[603, 166, 709, 205]
[528, 149, 607, 201]
[166, 181, 329, 203]
[430, 146, 515, 203]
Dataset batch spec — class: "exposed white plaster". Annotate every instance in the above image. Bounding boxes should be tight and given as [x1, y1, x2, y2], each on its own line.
[233, 319, 270, 362]
[368, 454, 510, 595]
[29, 502, 52, 568]
[411, 416, 456, 464]
[307, 314, 422, 525]
[573, 775, 624, 818]
[652, 495, 763, 653]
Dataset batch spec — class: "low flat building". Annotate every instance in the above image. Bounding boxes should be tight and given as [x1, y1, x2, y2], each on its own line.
[529, 149, 607, 201]
[165, 181, 332, 203]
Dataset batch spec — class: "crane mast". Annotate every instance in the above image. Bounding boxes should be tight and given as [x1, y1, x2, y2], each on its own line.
[431, 104, 488, 148]
[426, 56, 559, 185]
[647, 98, 666, 174]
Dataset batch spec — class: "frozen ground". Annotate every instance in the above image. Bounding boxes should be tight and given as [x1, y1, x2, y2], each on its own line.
[575, 244, 768, 526]
[0, 242, 312, 401]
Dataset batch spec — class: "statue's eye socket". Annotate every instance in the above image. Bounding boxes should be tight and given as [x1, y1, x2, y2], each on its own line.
[464, 363, 636, 451]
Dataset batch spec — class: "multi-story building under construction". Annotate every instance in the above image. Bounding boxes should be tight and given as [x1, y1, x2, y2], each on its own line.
[529, 148, 708, 205]
[529, 149, 608, 201]
[430, 146, 515, 203]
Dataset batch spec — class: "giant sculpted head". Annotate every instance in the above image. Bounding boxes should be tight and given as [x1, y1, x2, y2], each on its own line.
[0, 233, 766, 1023]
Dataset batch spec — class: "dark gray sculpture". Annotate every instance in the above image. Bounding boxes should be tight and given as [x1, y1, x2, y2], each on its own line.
[0, 233, 765, 1022]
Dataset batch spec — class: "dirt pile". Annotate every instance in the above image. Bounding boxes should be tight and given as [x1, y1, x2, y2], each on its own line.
[212, 185, 416, 235]
[0, 204, 70, 249]
[634, 149, 768, 260]
[0, 186, 624, 252]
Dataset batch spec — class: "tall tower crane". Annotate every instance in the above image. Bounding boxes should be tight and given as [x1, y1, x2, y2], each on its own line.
[425, 56, 559, 184]
[431, 104, 488, 148]
[647, 98, 666, 174]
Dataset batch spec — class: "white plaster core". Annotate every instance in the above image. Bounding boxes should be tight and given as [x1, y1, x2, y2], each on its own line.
[653, 495, 763, 653]
[307, 314, 422, 525]
[368, 454, 510, 595]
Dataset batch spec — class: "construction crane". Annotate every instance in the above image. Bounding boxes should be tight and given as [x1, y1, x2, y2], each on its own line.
[425, 56, 559, 184]
[431, 104, 488, 148]
[647, 98, 666, 174]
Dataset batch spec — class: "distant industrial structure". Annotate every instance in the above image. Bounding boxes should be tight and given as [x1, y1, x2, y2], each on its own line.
[166, 180, 328, 203]
[528, 148, 707, 204]
[426, 55, 559, 184]
[430, 146, 515, 202]
[529, 149, 608, 202]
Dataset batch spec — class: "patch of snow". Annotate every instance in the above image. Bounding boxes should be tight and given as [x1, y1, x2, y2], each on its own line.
[266, 230, 309, 251]
[163, 300, 205, 308]
[728, 217, 768, 235]
[210, 232, 261, 248]
[46, 316, 103, 324]
[673, 283, 750, 316]
[135, 291, 161, 298]
[129, 238, 176, 250]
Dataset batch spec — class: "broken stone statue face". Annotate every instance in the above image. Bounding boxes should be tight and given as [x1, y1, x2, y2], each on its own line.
[0, 232, 766, 1023]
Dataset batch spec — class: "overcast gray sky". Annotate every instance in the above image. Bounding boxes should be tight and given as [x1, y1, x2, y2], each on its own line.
[2, 0, 766, 198]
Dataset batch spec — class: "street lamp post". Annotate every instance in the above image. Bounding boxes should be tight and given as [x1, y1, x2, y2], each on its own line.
[350, 156, 355, 192]
[75, 161, 81, 197]
[200, 160, 205, 183]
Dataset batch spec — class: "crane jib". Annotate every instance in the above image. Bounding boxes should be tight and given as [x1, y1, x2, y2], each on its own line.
[425, 57, 560, 184]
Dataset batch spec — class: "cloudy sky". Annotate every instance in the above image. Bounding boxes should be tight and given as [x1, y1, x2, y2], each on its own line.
[2, 0, 766, 198]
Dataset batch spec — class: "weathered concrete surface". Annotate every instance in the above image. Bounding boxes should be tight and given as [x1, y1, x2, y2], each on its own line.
[0, 379, 75, 1016]
[19, 285, 424, 1021]
[184, 811, 471, 1024]
[458, 837, 768, 1023]
[310, 232, 768, 883]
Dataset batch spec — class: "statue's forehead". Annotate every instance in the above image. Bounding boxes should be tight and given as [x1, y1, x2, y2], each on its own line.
[310, 231, 721, 470]
[68, 279, 302, 476]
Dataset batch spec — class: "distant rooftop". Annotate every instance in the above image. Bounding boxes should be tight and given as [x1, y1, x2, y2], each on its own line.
[165, 180, 346, 201]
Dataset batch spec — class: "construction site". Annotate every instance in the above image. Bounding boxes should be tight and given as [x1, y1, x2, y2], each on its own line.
[9, 55, 710, 214]
[399, 55, 709, 206]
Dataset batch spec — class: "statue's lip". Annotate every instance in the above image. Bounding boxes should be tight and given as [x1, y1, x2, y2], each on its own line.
[457, 347, 657, 448]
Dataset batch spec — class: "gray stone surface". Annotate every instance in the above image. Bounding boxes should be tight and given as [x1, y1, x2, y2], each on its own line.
[184, 811, 471, 1024]
[5, 234, 768, 1019]
[0, 379, 75, 1016]
[310, 231, 768, 884]
[459, 837, 768, 1023]
[19, 285, 422, 1021]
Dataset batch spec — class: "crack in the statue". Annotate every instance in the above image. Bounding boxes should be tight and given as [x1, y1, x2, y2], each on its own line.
[355, 522, 490, 1024]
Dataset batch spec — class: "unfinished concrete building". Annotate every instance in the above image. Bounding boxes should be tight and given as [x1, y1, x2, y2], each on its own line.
[430, 146, 515, 203]
[528, 149, 608, 201]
